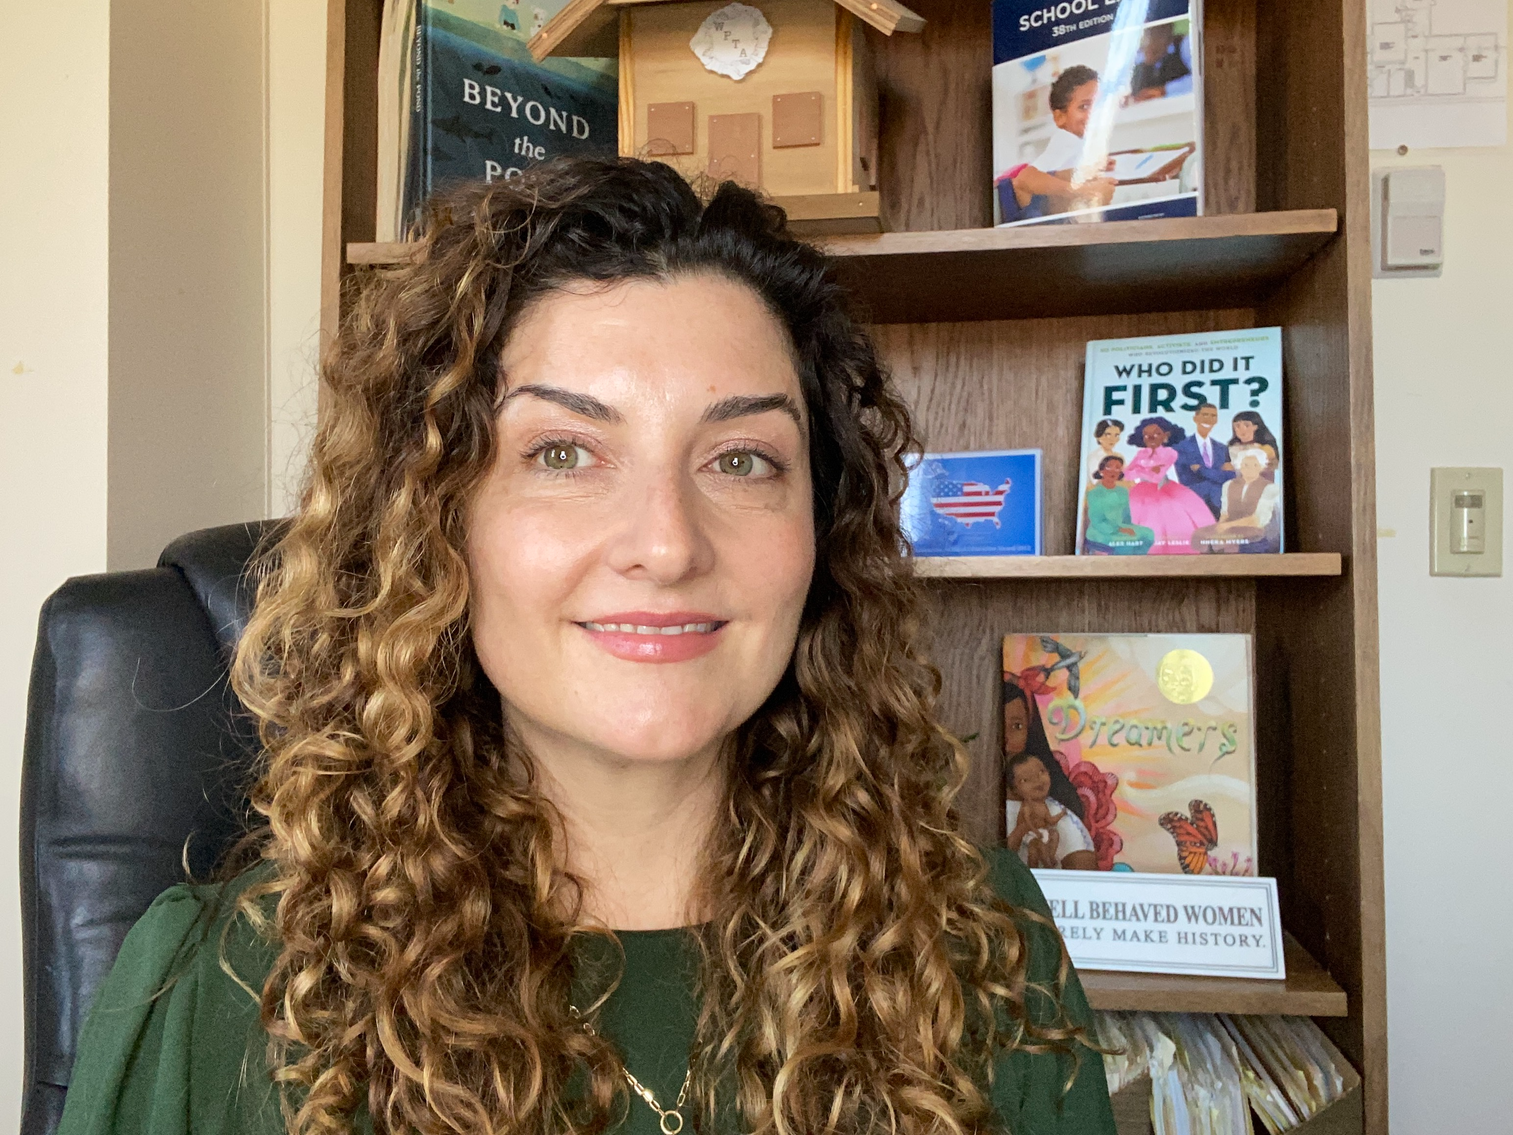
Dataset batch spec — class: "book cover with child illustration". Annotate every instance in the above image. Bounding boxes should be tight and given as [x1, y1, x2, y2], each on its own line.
[991, 0, 1203, 227]
[1076, 327, 1284, 556]
[1001, 633, 1256, 875]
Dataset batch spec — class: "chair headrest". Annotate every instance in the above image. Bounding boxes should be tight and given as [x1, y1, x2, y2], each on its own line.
[157, 520, 286, 660]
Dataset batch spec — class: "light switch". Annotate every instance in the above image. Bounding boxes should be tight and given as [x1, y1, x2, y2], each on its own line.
[1431, 467, 1502, 577]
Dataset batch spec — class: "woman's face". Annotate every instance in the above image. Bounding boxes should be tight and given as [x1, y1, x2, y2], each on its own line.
[1142, 424, 1166, 448]
[467, 274, 816, 767]
[1233, 419, 1256, 442]
[1097, 459, 1123, 487]
[1009, 757, 1052, 804]
[1003, 696, 1029, 758]
[1098, 426, 1122, 450]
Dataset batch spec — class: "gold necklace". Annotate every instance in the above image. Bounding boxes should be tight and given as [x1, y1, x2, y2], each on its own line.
[571, 1006, 692, 1135]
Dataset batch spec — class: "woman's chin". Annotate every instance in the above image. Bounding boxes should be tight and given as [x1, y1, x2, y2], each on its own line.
[583, 724, 726, 767]
[559, 702, 736, 767]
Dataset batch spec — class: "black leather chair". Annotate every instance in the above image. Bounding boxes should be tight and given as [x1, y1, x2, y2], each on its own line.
[20, 520, 278, 1135]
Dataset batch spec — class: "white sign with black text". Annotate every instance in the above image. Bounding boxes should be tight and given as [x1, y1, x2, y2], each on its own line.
[1031, 870, 1286, 980]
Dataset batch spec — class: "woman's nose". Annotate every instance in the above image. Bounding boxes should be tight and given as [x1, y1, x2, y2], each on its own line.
[603, 468, 716, 585]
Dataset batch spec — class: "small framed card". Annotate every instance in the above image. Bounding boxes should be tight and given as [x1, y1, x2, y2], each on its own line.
[901, 449, 1042, 557]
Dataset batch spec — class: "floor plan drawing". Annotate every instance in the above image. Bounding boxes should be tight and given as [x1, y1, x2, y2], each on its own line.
[1368, 0, 1507, 148]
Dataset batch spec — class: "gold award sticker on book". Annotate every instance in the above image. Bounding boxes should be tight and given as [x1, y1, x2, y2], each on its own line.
[1157, 648, 1214, 705]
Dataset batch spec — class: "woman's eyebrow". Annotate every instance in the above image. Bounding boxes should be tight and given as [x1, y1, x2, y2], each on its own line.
[501, 383, 623, 423]
[701, 393, 803, 427]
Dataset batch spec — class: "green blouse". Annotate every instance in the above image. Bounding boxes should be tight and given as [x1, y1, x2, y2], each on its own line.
[57, 849, 1114, 1135]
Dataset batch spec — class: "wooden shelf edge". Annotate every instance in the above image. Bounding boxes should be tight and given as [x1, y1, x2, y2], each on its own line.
[1081, 934, 1349, 1017]
[820, 208, 1339, 259]
[913, 552, 1342, 580]
[346, 209, 1339, 269]
[348, 241, 416, 266]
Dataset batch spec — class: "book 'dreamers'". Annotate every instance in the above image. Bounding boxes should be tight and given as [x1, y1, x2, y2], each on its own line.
[376, 0, 618, 241]
[1000, 633, 1257, 877]
[1076, 327, 1284, 556]
[991, 0, 1203, 227]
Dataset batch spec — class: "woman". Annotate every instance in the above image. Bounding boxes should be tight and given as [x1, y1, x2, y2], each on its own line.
[1002, 681, 1097, 871]
[1227, 411, 1279, 480]
[1125, 416, 1217, 554]
[1085, 418, 1126, 486]
[59, 159, 1114, 1135]
[1190, 446, 1281, 554]
[1082, 454, 1154, 554]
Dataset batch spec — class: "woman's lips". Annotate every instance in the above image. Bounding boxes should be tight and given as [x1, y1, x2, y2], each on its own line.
[576, 614, 728, 663]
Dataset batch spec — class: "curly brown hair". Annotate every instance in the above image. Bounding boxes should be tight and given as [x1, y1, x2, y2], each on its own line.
[231, 157, 1081, 1135]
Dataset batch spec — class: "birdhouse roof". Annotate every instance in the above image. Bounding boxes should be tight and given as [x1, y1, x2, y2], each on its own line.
[530, 0, 924, 63]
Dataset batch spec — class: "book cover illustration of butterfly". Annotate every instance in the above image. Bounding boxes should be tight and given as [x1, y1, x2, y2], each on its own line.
[1000, 633, 1257, 876]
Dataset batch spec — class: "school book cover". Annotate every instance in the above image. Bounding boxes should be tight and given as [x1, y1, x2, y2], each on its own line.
[1076, 327, 1284, 556]
[991, 0, 1203, 227]
[1000, 633, 1256, 876]
[900, 450, 1042, 557]
[400, 0, 618, 233]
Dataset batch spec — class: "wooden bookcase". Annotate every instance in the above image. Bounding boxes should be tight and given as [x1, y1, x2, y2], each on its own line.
[321, 0, 1385, 1129]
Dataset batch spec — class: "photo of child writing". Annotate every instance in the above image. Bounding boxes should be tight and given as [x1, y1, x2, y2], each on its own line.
[1001, 65, 1116, 221]
[992, 0, 1202, 227]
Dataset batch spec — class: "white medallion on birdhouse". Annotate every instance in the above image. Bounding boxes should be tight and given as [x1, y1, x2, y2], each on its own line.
[689, 2, 773, 81]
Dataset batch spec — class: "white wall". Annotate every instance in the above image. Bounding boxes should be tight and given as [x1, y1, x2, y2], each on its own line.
[0, 4, 114, 1128]
[1372, 133, 1513, 1130]
[0, 1, 325, 1126]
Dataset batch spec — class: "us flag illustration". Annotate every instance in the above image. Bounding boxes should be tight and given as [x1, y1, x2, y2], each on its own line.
[930, 479, 1012, 527]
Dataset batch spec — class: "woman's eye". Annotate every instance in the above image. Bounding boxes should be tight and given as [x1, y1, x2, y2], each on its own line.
[537, 443, 592, 471]
[714, 450, 774, 478]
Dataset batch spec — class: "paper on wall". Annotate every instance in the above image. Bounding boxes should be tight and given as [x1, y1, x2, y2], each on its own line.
[1368, 0, 1508, 149]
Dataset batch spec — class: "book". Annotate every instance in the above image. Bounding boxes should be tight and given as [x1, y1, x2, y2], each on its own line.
[377, 0, 420, 241]
[1000, 633, 1256, 875]
[900, 449, 1042, 557]
[1075, 327, 1284, 556]
[377, 0, 618, 241]
[991, 0, 1203, 227]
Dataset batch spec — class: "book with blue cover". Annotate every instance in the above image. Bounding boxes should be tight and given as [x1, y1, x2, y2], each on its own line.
[901, 449, 1043, 557]
[380, 0, 618, 239]
[991, 0, 1204, 228]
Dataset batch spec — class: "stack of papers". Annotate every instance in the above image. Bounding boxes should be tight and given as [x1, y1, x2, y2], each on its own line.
[1094, 1012, 1359, 1134]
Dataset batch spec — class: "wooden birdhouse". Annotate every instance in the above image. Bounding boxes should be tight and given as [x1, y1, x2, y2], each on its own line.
[529, 0, 924, 232]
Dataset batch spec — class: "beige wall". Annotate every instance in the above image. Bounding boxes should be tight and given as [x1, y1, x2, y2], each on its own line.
[0, 2, 113, 1127]
[0, 1, 325, 1124]
[1372, 131, 1513, 1130]
[268, 0, 327, 516]
[106, 1, 272, 570]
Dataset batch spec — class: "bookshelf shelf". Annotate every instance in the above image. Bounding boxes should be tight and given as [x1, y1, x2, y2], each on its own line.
[1082, 935, 1349, 1017]
[822, 210, 1338, 323]
[345, 209, 1338, 324]
[914, 552, 1342, 580]
[348, 241, 416, 266]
